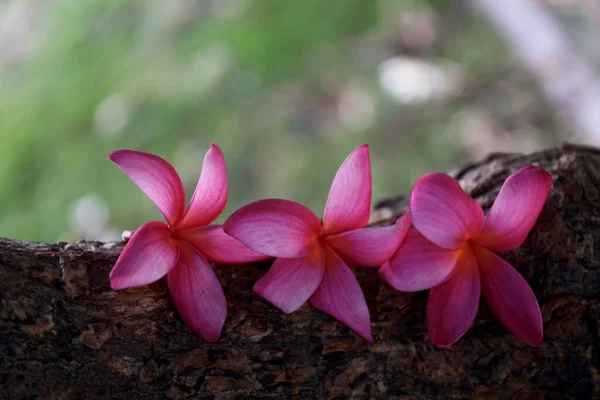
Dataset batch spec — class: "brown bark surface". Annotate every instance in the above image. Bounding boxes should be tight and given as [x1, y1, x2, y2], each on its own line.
[1, 143, 599, 399]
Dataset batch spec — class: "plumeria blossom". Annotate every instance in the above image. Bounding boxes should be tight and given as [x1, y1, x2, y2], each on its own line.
[223, 145, 409, 341]
[108, 144, 268, 342]
[380, 166, 552, 347]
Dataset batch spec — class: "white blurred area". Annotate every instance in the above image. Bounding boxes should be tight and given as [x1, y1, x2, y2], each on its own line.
[93, 93, 132, 137]
[0, 1, 39, 67]
[378, 57, 464, 104]
[67, 194, 120, 242]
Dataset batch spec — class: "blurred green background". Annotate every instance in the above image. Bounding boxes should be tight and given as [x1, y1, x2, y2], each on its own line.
[0, 0, 593, 242]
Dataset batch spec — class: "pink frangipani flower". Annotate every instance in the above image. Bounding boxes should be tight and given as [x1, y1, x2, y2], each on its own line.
[223, 145, 409, 341]
[108, 144, 267, 342]
[380, 166, 552, 347]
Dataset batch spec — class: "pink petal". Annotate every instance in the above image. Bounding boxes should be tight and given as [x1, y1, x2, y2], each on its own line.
[176, 144, 228, 230]
[410, 172, 484, 249]
[426, 247, 480, 347]
[110, 222, 179, 290]
[167, 241, 227, 342]
[379, 229, 461, 292]
[177, 224, 270, 264]
[253, 248, 324, 313]
[473, 245, 543, 346]
[223, 199, 321, 258]
[474, 166, 553, 252]
[109, 150, 186, 226]
[310, 246, 373, 341]
[322, 145, 372, 235]
[325, 213, 410, 267]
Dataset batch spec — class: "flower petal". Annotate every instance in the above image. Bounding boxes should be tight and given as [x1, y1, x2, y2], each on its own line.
[379, 229, 461, 292]
[474, 166, 553, 252]
[322, 144, 372, 235]
[167, 241, 227, 342]
[473, 245, 543, 346]
[224, 199, 321, 258]
[426, 247, 480, 347]
[253, 248, 324, 313]
[177, 225, 270, 264]
[110, 222, 179, 290]
[109, 150, 186, 226]
[410, 172, 484, 249]
[310, 246, 373, 341]
[176, 144, 228, 230]
[326, 213, 410, 267]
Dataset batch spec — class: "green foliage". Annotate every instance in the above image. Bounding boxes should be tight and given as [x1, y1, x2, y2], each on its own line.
[0, 0, 534, 241]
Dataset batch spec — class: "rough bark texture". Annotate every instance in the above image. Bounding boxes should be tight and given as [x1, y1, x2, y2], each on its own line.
[1, 143, 600, 399]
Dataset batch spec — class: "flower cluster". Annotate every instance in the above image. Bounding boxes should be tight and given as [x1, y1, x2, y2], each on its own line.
[109, 143, 552, 347]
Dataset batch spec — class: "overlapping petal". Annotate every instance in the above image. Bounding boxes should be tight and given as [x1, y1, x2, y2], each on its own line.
[326, 213, 410, 267]
[474, 166, 552, 252]
[110, 222, 179, 290]
[177, 144, 228, 230]
[322, 145, 372, 235]
[310, 246, 373, 341]
[426, 247, 480, 347]
[473, 245, 543, 346]
[177, 225, 269, 264]
[379, 229, 462, 292]
[410, 172, 484, 250]
[224, 199, 321, 258]
[167, 242, 227, 342]
[109, 150, 186, 226]
[253, 248, 324, 314]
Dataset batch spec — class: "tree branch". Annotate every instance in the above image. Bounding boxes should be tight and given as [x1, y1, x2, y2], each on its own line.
[2, 143, 600, 399]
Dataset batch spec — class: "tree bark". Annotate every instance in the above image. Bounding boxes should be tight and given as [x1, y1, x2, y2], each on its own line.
[1, 143, 599, 399]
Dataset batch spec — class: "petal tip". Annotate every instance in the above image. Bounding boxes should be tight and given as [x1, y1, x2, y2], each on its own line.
[108, 149, 126, 162]
[208, 142, 221, 151]
[253, 283, 302, 314]
[429, 332, 464, 348]
[280, 305, 300, 314]
[109, 277, 127, 291]
[208, 142, 223, 154]
[528, 333, 543, 347]
[418, 171, 446, 181]
[355, 143, 370, 159]
[188, 322, 223, 342]
[522, 325, 543, 347]
[526, 335, 543, 347]
[362, 330, 374, 342]
[108, 149, 136, 162]
[198, 328, 222, 343]
[518, 165, 553, 187]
